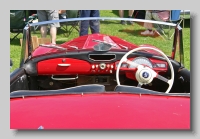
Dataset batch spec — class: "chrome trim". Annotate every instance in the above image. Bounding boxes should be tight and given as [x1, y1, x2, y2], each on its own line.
[29, 17, 177, 27]
[68, 45, 78, 50]
[51, 75, 78, 81]
[20, 26, 30, 67]
[118, 44, 128, 50]
[58, 64, 71, 67]
[92, 39, 117, 47]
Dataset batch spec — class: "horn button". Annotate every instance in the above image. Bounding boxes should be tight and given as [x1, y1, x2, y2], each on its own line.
[135, 65, 154, 84]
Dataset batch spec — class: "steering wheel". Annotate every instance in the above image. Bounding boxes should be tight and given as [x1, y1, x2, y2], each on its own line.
[116, 47, 174, 93]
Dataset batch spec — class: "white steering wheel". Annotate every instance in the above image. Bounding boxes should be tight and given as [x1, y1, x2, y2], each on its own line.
[116, 47, 174, 93]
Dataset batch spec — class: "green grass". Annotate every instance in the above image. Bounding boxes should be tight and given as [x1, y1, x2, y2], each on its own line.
[10, 10, 190, 72]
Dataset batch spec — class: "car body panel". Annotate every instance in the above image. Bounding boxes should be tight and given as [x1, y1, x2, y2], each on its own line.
[10, 93, 190, 129]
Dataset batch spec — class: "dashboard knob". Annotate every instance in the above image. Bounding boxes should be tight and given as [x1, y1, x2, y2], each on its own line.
[111, 65, 114, 69]
[100, 63, 106, 70]
[92, 65, 95, 69]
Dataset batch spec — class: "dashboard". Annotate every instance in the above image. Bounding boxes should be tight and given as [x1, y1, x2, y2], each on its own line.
[37, 56, 168, 75]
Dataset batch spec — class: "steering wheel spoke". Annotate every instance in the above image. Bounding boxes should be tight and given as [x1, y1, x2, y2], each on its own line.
[156, 74, 169, 83]
[125, 59, 139, 67]
[137, 83, 143, 87]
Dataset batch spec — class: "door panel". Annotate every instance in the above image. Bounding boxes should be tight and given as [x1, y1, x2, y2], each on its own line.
[10, 68, 29, 93]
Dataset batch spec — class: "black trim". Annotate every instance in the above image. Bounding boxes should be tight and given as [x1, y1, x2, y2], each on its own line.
[10, 84, 190, 98]
[10, 68, 29, 92]
[10, 84, 105, 98]
[114, 85, 190, 97]
[10, 68, 26, 85]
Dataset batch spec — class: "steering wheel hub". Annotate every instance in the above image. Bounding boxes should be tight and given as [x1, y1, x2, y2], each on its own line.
[135, 66, 153, 84]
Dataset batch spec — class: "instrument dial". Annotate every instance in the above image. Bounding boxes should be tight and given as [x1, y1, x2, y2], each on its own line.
[129, 57, 153, 68]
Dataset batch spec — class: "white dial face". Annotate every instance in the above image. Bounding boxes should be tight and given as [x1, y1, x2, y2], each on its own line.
[129, 57, 153, 68]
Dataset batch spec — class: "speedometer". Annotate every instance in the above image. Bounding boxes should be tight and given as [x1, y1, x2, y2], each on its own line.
[129, 57, 153, 68]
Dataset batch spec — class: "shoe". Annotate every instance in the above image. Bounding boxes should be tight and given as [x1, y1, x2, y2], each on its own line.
[141, 30, 154, 36]
[120, 20, 126, 25]
[128, 17, 134, 25]
[127, 20, 134, 25]
[127, 16, 134, 25]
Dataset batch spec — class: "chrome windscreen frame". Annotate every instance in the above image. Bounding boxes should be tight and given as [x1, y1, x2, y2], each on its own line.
[19, 17, 184, 67]
[20, 25, 31, 67]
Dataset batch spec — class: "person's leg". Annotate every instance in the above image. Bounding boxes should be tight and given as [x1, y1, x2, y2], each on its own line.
[90, 10, 100, 34]
[79, 10, 90, 36]
[37, 10, 48, 38]
[119, 10, 124, 18]
[119, 10, 126, 25]
[40, 26, 48, 38]
[141, 10, 154, 36]
[47, 10, 60, 44]
[143, 10, 153, 29]
[50, 27, 57, 44]
[127, 10, 134, 25]
[128, 10, 134, 17]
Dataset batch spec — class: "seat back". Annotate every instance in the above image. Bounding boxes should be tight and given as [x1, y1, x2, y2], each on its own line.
[170, 10, 181, 22]
[114, 85, 163, 94]
[155, 10, 183, 40]
[10, 10, 31, 41]
[59, 10, 79, 37]
[10, 84, 105, 98]
[59, 10, 79, 21]
[66, 10, 79, 18]
[10, 10, 26, 29]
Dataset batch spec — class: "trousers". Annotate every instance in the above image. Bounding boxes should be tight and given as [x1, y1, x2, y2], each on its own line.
[79, 10, 100, 36]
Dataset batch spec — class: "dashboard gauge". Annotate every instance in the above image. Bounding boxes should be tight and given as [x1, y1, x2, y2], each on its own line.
[153, 63, 166, 68]
[128, 57, 153, 68]
[121, 63, 128, 68]
[116, 63, 128, 68]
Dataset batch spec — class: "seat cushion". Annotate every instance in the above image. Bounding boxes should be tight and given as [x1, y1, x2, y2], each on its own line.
[114, 85, 163, 94]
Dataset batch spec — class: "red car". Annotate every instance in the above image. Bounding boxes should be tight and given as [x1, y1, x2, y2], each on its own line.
[10, 17, 190, 129]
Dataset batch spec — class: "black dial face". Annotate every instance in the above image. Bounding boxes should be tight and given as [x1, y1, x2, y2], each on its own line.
[129, 57, 153, 68]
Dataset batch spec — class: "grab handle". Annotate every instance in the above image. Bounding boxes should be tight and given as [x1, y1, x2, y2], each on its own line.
[51, 75, 78, 80]
[58, 64, 71, 67]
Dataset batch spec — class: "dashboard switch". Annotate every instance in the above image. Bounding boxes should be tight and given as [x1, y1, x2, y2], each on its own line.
[92, 65, 95, 69]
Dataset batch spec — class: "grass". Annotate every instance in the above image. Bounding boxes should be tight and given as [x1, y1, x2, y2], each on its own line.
[10, 10, 190, 72]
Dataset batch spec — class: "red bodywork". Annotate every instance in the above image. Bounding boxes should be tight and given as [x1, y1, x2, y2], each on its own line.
[10, 93, 190, 129]
[32, 34, 161, 57]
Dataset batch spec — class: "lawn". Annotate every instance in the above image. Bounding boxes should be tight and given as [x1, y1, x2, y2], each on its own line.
[10, 10, 190, 72]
